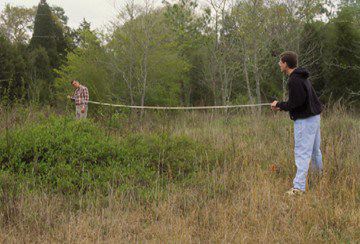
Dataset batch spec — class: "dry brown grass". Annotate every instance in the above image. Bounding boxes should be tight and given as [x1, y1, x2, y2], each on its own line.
[0, 106, 359, 243]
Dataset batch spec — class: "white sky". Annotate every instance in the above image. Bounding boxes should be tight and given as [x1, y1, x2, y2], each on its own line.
[0, 0, 169, 30]
[2, 0, 335, 30]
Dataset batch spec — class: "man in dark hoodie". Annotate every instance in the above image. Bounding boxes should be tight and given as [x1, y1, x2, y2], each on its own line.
[271, 51, 323, 196]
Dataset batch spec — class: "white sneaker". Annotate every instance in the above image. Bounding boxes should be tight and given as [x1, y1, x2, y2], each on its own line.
[285, 188, 304, 196]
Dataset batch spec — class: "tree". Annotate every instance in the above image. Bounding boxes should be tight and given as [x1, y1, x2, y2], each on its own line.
[30, 0, 67, 69]
[325, 5, 360, 99]
[68, 19, 92, 52]
[164, 0, 209, 105]
[29, 47, 53, 102]
[299, 22, 327, 96]
[0, 4, 35, 43]
[107, 1, 189, 112]
[199, 0, 244, 106]
[55, 29, 111, 106]
[0, 35, 28, 102]
[29, 0, 71, 104]
[226, 0, 270, 109]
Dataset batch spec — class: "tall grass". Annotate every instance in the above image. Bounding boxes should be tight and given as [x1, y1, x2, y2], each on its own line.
[0, 104, 359, 242]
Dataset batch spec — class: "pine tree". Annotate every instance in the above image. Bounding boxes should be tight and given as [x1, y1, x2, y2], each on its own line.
[29, 0, 70, 104]
[30, 0, 67, 69]
[0, 35, 28, 102]
[327, 6, 360, 99]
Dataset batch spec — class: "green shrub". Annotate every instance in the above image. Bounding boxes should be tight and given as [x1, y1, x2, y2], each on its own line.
[0, 116, 215, 194]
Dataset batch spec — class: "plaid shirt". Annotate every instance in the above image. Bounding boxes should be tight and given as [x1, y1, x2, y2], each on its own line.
[72, 85, 89, 106]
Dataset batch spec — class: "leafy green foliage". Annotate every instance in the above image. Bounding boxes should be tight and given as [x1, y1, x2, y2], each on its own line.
[54, 29, 111, 106]
[0, 35, 28, 103]
[1, 0, 360, 106]
[0, 4, 35, 43]
[327, 6, 360, 98]
[30, 0, 66, 69]
[0, 116, 215, 194]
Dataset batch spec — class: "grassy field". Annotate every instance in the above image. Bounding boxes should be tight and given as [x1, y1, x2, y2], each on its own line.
[0, 105, 359, 242]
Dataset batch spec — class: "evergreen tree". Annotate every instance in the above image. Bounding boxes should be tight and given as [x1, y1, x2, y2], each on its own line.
[299, 22, 327, 96]
[0, 35, 15, 101]
[29, 0, 70, 103]
[29, 47, 53, 102]
[30, 0, 67, 69]
[327, 6, 360, 99]
[0, 35, 28, 102]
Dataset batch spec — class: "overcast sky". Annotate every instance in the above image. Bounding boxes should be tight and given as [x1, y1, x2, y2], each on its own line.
[0, 0, 168, 30]
[1, 0, 336, 30]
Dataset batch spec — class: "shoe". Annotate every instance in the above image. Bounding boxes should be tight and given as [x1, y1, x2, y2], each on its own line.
[285, 188, 304, 196]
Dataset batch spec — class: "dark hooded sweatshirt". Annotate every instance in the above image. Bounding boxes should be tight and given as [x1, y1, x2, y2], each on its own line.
[276, 68, 323, 121]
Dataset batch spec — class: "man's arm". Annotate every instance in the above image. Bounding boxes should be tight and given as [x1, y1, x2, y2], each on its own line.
[67, 93, 76, 100]
[276, 79, 306, 111]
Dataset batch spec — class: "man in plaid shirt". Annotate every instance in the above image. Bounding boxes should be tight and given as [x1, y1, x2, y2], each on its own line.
[67, 80, 89, 119]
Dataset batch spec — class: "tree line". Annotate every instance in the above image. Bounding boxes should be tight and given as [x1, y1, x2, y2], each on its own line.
[1, 0, 360, 108]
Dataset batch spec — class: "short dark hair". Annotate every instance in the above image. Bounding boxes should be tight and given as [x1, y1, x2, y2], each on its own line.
[280, 51, 298, 69]
[71, 80, 77, 84]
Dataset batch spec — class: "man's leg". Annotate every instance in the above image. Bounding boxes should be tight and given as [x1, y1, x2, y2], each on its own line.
[76, 106, 81, 120]
[78, 106, 88, 119]
[293, 116, 318, 191]
[311, 116, 323, 172]
[82, 106, 88, 119]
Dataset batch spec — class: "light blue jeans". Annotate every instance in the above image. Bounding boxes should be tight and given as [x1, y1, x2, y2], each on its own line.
[293, 115, 322, 191]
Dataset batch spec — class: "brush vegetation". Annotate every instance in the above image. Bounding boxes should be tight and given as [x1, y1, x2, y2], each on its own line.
[0, 105, 359, 242]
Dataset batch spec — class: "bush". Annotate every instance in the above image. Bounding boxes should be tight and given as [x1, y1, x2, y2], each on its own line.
[0, 116, 215, 194]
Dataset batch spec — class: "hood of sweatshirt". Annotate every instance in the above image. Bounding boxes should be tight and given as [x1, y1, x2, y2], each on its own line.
[291, 67, 310, 79]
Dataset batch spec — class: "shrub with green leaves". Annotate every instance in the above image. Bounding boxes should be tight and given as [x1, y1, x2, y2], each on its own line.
[0, 116, 215, 194]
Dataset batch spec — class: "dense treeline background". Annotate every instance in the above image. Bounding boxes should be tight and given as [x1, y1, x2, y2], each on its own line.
[1, 0, 360, 108]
